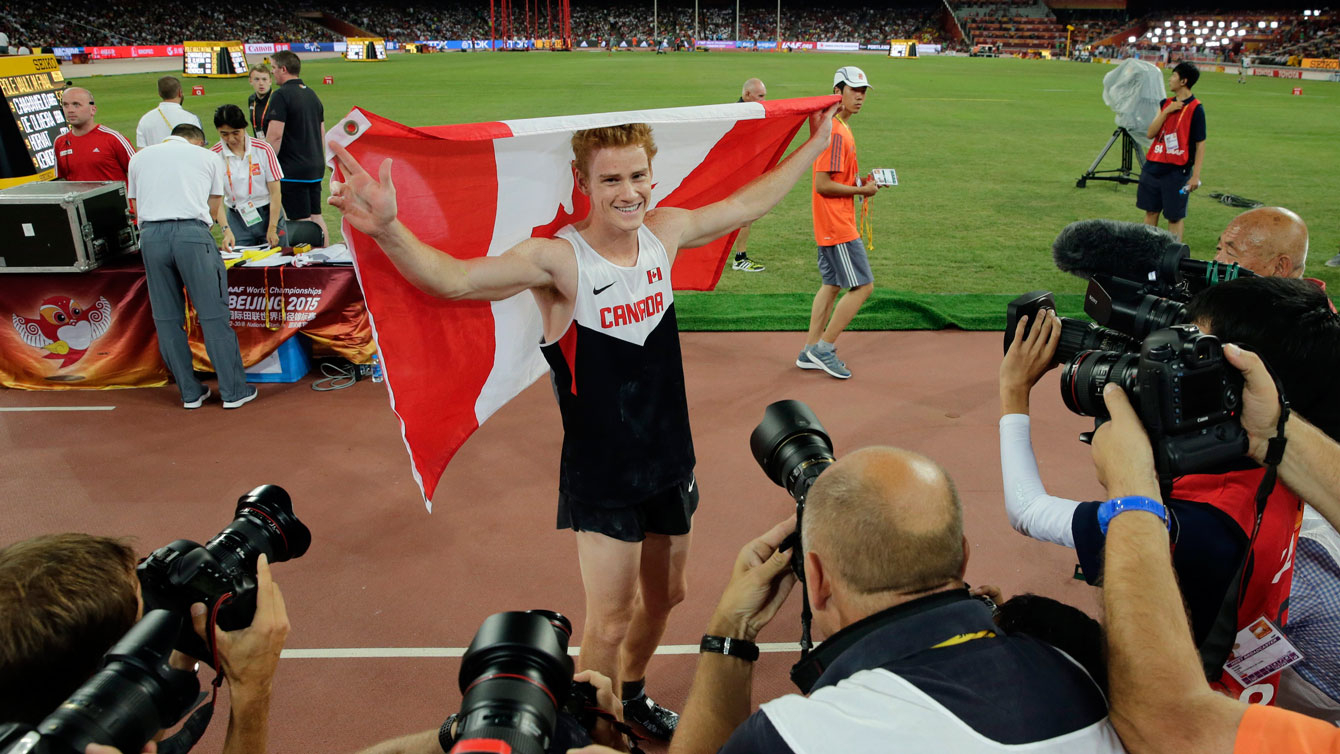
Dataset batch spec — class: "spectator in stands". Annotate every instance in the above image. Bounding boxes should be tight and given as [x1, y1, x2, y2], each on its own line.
[128, 123, 256, 410]
[666, 447, 1121, 754]
[54, 87, 136, 183]
[248, 63, 274, 139]
[732, 77, 768, 273]
[0, 533, 288, 752]
[1091, 347, 1340, 751]
[134, 76, 202, 149]
[211, 104, 286, 249]
[264, 50, 328, 247]
[1137, 61, 1205, 241]
[1214, 206, 1309, 279]
[797, 66, 883, 380]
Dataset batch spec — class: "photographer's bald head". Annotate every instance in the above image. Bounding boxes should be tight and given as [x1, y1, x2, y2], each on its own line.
[1215, 206, 1309, 278]
[801, 447, 967, 635]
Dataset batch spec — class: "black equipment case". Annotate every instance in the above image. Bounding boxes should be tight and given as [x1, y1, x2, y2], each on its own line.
[0, 181, 139, 272]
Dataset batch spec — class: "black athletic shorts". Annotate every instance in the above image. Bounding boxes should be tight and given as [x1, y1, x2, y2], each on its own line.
[280, 180, 322, 221]
[1136, 166, 1191, 221]
[556, 475, 699, 543]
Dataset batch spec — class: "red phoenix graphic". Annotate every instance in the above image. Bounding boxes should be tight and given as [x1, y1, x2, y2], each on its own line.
[12, 296, 113, 368]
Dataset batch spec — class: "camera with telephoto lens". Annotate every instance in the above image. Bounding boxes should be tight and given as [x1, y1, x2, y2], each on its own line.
[443, 610, 601, 754]
[0, 611, 200, 754]
[136, 485, 311, 662]
[749, 400, 836, 581]
[1060, 325, 1248, 477]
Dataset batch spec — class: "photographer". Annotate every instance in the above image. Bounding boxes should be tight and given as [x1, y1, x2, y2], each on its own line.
[1091, 347, 1340, 752]
[668, 448, 1119, 754]
[998, 277, 1340, 702]
[1213, 207, 1310, 280]
[0, 536, 289, 754]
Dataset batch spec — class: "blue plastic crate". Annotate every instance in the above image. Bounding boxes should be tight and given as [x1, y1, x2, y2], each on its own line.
[245, 336, 312, 383]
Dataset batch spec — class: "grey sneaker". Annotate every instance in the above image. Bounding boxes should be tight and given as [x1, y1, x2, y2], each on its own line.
[806, 346, 852, 379]
[1325, 252, 1340, 268]
[796, 346, 822, 370]
[183, 386, 211, 409]
[223, 386, 259, 409]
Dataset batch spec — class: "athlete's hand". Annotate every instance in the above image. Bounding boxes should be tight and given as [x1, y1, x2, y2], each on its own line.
[708, 516, 798, 642]
[328, 141, 398, 239]
[808, 102, 839, 144]
[1163, 99, 1184, 114]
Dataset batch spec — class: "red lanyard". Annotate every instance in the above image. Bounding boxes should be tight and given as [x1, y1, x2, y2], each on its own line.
[224, 147, 254, 205]
[252, 95, 271, 132]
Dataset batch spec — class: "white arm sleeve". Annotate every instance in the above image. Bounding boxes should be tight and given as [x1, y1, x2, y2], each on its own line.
[999, 414, 1080, 549]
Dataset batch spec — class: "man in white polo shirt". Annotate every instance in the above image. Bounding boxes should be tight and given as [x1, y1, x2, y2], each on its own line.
[127, 123, 257, 410]
[210, 104, 286, 248]
[134, 76, 202, 149]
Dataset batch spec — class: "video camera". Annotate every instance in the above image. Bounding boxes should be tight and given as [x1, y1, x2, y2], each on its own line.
[0, 486, 311, 754]
[439, 610, 623, 754]
[1002, 220, 1253, 478]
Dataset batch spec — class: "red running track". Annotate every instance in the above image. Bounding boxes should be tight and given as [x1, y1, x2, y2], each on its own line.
[0, 330, 1109, 752]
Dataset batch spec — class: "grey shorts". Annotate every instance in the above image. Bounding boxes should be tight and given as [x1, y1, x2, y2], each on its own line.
[817, 238, 873, 288]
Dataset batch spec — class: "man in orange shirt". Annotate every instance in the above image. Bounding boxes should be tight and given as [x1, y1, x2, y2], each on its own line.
[797, 66, 884, 379]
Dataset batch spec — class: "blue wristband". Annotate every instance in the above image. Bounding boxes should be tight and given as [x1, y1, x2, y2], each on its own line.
[1097, 496, 1170, 535]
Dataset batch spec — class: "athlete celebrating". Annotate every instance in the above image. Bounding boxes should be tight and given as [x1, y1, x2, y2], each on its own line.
[329, 103, 837, 739]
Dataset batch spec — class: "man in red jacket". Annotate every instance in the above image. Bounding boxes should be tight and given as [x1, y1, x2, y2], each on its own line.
[54, 87, 135, 182]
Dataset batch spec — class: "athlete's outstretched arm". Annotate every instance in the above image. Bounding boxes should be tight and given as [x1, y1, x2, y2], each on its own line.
[329, 142, 556, 301]
[662, 102, 839, 250]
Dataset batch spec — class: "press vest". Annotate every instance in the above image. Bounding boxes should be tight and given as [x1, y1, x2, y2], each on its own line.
[1146, 97, 1200, 167]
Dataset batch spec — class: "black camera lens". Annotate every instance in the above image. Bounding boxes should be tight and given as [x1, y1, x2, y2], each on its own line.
[750, 400, 835, 504]
[452, 611, 576, 754]
[1061, 350, 1140, 418]
[206, 485, 312, 577]
[1056, 320, 1140, 362]
[32, 611, 199, 754]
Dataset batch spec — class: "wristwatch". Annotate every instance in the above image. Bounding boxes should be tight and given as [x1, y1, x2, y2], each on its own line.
[700, 634, 759, 662]
[1098, 496, 1170, 535]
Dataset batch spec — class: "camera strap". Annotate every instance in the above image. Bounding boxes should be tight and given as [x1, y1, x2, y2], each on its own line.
[155, 594, 234, 754]
[1197, 369, 1291, 682]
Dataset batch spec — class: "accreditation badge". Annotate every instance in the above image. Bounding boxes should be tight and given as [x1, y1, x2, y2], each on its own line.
[1163, 132, 1181, 153]
[239, 201, 264, 227]
[1223, 617, 1303, 688]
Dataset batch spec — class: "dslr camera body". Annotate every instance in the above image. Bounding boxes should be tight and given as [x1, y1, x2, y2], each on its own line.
[1061, 325, 1248, 477]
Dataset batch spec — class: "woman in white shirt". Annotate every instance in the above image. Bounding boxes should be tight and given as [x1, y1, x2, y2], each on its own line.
[210, 104, 286, 248]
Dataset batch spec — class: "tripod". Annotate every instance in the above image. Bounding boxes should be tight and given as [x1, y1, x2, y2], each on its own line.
[1076, 127, 1142, 188]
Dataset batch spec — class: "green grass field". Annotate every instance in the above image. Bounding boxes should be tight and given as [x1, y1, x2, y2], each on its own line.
[70, 52, 1340, 328]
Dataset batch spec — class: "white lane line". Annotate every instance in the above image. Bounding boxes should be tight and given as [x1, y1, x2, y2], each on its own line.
[0, 406, 117, 412]
[282, 642, 800, 660]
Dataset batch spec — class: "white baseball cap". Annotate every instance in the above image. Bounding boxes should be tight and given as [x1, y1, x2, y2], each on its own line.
[833, 66, 872, 89]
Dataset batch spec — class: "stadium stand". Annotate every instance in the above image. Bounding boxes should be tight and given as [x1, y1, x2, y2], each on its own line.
[956, 1, 1067, 54]
[1, 0, 338, 47]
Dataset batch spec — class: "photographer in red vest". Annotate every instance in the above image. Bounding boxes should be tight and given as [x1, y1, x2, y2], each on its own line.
[1137, 61, 1205, 241]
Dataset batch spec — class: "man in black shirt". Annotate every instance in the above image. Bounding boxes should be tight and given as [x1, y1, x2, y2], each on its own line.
[265, 51, 327, 245]
[247, 63, 273, 139]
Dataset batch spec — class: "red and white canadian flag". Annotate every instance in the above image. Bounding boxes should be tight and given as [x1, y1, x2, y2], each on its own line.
[328, 95, 837, 508]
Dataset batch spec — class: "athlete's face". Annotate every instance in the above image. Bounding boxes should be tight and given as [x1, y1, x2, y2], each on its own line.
[581, 145, 653, 233]
[838, 85, 867, 116]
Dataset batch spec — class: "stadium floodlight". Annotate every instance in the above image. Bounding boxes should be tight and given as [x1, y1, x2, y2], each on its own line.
[1128, 35, 1137, 43]
[1231, 21, 1239, 27]
[1258, 20, 1266, 28]
[1270, 21, 1278, 28]
[1239, 29, 1247, 36]
[1165, 20, 1172, 27]
[1181, 36, 1189, 43]
[1222, 37, 1231, 44]
[1196, 36, 1204, 43]
[1179, 20, 1186, 27]
[1218, 21, 1226, 27]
